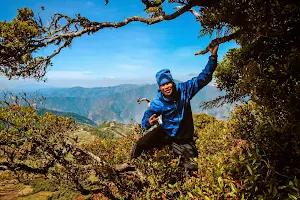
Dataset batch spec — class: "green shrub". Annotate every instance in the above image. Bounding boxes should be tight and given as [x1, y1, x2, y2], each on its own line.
[193, 113, 217, 130]
[2, 102, 299, 199]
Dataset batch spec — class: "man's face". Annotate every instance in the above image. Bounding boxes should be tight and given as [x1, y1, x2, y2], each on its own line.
[159, 82, 174, 97]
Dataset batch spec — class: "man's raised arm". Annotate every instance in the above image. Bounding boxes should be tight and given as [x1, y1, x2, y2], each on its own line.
[181, 45, 219, 100]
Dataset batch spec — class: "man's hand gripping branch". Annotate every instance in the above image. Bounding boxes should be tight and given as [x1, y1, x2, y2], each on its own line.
[208, 42, 219, 56]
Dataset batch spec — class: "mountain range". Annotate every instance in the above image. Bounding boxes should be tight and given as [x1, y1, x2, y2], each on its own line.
[12, 82, 232, 125]
[38, 108, 97, 126]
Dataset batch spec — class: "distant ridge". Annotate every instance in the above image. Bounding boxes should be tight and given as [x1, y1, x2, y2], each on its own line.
[17, 82, 231, 125]
[38, 108, 97, 126]
[11, 84, 56, 92]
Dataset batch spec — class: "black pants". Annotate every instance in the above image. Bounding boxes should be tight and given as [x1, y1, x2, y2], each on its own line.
[130, 126, 198, 170]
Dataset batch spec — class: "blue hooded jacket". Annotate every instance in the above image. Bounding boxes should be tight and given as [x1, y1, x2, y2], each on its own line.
[141, 55, 217, 139]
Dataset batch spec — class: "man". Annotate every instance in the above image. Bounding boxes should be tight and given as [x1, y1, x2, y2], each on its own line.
[124, 44, 219, 172]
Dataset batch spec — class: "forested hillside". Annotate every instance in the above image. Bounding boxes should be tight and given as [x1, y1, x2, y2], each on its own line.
[38, 108, 97, 126]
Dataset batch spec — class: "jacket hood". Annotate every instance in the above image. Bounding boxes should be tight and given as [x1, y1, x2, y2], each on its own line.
[156, 69, 174, 86]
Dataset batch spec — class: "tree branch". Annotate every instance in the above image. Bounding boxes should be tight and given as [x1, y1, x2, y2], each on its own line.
[37, 0, 193, 48]
[137, 97, 151, 109]
[74, 145, 107, 165]
[1, 0, 221, 80]
[7, 2, 194, 80]
[189, 8, 202, 21]
[195, 30, 241, 55]
[174, 5, 202, 21]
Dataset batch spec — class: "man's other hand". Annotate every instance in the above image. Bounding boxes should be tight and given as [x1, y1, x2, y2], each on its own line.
[208, 43, 219, 56]
[148, 114, 159, 125]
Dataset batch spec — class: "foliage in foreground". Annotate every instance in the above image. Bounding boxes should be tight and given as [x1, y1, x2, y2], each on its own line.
[1, 102, 299, 199]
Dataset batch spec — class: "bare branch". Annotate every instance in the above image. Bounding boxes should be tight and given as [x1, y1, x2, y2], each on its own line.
[189, 8, 202, 21]
[0, 91, 45, 109]
[38, 0, 193, 47]
[74, 145, 107, 165]
[137, 97, 151, 109]
[174, 5, 201, 21]
[137, 97, 162, 124]
[195, 30, 241, 55]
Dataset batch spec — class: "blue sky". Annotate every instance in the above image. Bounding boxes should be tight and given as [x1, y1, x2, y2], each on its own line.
[0, 0, 236, 89]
